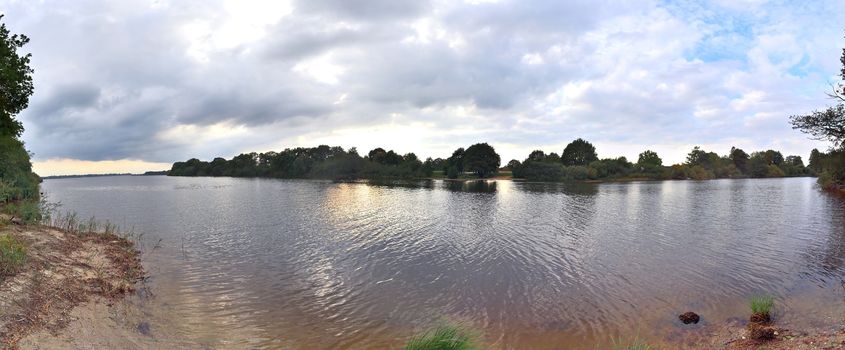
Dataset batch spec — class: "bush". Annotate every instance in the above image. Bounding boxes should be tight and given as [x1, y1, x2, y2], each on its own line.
[0, 233, 27, 276]
[687, 165, 714, 180]
[0, 136, 39, 202]
[565, 165, 590, 180]
[2, 199, 43, 224]
[445, 166, 459, 179]
[515, 161, 564, 181]
[765, 165, 785, 178]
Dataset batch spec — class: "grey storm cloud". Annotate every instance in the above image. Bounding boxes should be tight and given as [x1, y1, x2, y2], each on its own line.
[2, 0, 843, 164]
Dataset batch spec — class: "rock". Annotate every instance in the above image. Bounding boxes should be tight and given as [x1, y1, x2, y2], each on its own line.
[136, 322, 151, 336]
[679, 311, 700, 324]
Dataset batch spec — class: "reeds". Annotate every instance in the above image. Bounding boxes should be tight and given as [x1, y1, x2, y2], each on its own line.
[750, 295, 774, 315]
[405, 324, 476, 350]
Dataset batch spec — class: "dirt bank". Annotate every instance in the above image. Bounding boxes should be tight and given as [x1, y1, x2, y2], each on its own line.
[0, 223, 148, 349]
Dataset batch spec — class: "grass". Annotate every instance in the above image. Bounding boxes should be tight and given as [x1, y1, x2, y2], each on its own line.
[405, 324, 477, 350]
[750, 295, 774, 315]
[0, 233, 27, 276]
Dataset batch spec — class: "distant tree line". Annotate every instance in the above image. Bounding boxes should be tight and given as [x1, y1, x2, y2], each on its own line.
[508, 138, 812, 182]
[790, 35, 845, 192]
[169, 143, 501, 181]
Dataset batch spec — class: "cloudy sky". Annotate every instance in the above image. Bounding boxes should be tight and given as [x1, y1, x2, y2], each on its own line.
[2, 0, 844, 175]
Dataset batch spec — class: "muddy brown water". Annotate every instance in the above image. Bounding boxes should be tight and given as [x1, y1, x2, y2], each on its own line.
[41, 176, 845, 349]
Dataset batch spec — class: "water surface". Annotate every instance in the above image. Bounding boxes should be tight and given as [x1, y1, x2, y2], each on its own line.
[41, 176, 845, 349]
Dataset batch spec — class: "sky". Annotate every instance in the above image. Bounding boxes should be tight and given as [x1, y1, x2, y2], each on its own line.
[1, 0, 843, 176]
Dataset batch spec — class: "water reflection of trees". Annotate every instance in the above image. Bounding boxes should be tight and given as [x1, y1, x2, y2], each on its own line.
[363, 179, 436, 190]
[514, 181, 599, 196]
[443, 180, 497, 193]
[805, 193, 845, 282]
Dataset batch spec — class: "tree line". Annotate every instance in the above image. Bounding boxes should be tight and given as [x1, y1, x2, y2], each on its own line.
[170, 137, 814, 183]
[169, 142, 502, 181]
[508, 138, 812, 182]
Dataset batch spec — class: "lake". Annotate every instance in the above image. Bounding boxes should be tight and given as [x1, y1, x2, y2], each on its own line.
[41, 176, 845, 349]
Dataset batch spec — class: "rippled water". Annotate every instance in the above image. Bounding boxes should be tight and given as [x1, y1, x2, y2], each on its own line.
[41, 176, 845, 349]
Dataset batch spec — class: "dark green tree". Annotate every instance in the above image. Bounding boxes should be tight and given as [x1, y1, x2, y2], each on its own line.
[729, 147, 750, 174]
[762, 150, 784, 166]
[0, 16, 37, 202]
[785, 155, 804, 167]
[462, 143, 500, 178]
[0, 15, 34, 138]
[636, 150, 662, 171]
[808, 148, 822, 172]
[446, 165, 459, 179]
[561, 138, 598, 166]
[447, 147, 465, 173]
[527, 150, 546, 162]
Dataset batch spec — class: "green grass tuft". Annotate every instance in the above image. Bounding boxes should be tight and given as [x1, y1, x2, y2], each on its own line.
[750, 295, 774, 315]
[405, 324, 477, 350]
[0, 233, 27, 276]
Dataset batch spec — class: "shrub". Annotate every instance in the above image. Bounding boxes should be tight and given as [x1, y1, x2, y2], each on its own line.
[446, 166, 459, 179]
[0, 136, 40, 201]
[0, 233, 27, 276]
[688, 165, 715, 180]
[405, 324, 476, 350]
[2, 199, 42, 224]
[565, 165, 590, 180]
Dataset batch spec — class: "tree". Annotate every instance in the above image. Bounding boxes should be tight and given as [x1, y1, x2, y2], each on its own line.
[446, 166, 459, 179]
[748, 153, 769, 178]
[729, 147, 750, 174]
[506, 159, 521, 169]
[561, 138, 598, 166]
[0, 15, 34, 138]
[762, 150, 784, 166]
[527, 150, 546, 162]
[367, 147, 386, 160]
[809, 148, 822, 172]
[447, 147, 465, 172]
[462, 143, 500, 178]
[785, 155, 804, 167]
[636, 150, 662, 170]
[0, 16, 37, 202]
[790, 104, 845, 147]
[686, 146, 707, 166]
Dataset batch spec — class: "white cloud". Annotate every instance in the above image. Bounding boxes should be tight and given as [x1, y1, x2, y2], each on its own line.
[2, 0, 843, 173]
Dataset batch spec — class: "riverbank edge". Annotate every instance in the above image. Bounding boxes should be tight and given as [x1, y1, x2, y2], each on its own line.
[0, 219, 145, 349]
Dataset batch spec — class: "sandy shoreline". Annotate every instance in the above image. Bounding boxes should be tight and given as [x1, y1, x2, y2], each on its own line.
[0, 221, 154, 349]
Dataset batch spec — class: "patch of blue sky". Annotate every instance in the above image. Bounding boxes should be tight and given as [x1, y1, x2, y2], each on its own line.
[786, 54, 812, 77]
[659, 0, 757, 65]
